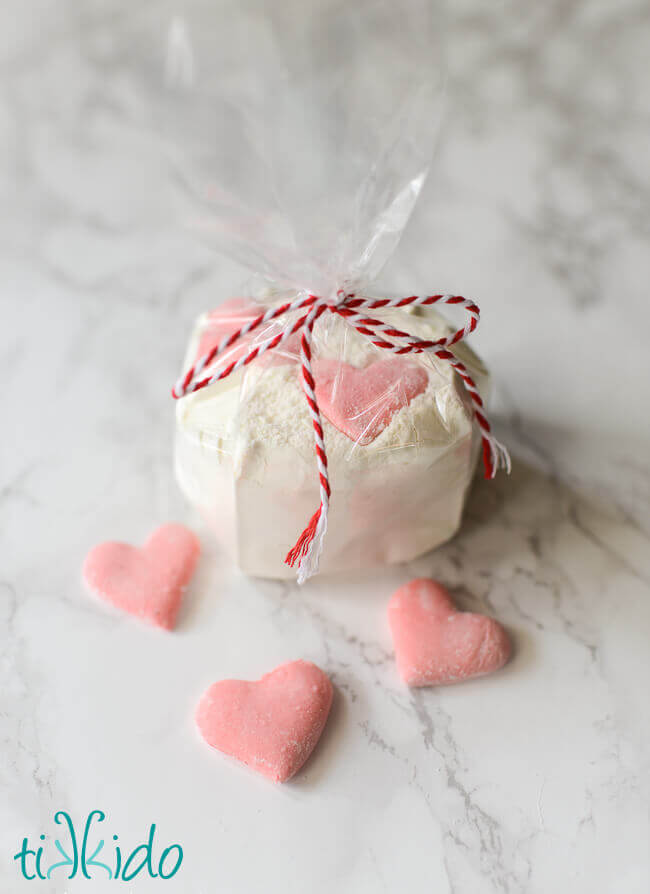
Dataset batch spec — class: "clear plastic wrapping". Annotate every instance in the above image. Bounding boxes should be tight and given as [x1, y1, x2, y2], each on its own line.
[164, 0, 491, 577]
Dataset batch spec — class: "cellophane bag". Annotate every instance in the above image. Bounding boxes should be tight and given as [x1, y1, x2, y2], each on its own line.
[164, 0, 495, 579]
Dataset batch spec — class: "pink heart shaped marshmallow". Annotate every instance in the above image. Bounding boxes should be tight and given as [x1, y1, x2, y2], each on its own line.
[313, 357, 428, 445]
[388, 579, 511, 686]
[82, 523, 200, 630]
[196, 660, 333, 783]
[196, 297, 300, 371]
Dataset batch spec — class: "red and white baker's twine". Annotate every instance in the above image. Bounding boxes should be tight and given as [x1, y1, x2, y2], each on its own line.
[172, 291, 510, 583]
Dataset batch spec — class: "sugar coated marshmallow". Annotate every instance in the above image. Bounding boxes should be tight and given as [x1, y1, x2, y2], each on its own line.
[388, 578, 511, 686]
[313, 357, 429, 445]
[196, 660, 333, 783]
[82, 523, 200, 630]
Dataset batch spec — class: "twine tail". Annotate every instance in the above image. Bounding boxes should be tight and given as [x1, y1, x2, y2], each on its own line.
[285, 502, 328, 585]
[482, 434, 511, 479]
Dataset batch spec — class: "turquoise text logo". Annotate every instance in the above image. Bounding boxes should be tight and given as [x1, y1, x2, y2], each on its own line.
[14, 810, 183, 881]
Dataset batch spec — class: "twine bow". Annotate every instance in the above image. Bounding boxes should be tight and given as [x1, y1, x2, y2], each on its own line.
[172, 291, 510, 583]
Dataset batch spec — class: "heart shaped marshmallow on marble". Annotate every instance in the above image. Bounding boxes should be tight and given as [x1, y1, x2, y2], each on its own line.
[313, 357, 428, 445]
[82, 523, 200, 630]
[196, 660, 333, 783]
[388, 578, 511, 686]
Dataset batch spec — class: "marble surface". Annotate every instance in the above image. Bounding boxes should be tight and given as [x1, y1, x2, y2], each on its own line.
[1, 1, 650, 892]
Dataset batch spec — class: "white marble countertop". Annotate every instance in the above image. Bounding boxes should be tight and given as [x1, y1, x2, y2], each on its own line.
[1, 2, 649, 892]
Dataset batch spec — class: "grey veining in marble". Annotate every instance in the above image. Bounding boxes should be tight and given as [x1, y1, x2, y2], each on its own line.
[1, 1, 649, 892]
